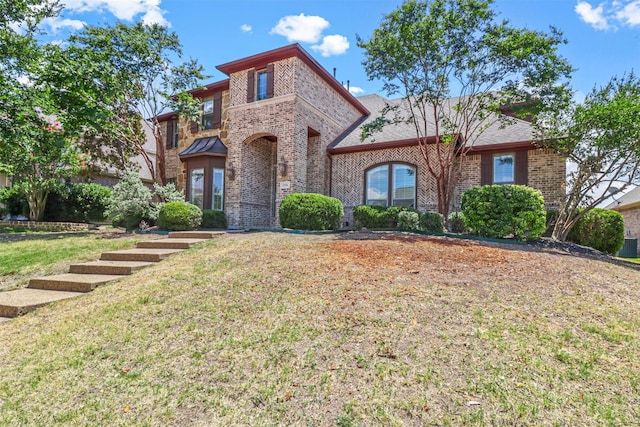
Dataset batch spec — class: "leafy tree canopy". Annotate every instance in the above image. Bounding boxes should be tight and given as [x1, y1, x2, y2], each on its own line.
[357, 0, 573, 218]
[537, 72, 640, 241]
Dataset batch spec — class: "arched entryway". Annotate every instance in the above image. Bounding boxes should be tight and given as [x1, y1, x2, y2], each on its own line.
[240, 133, 278, 228]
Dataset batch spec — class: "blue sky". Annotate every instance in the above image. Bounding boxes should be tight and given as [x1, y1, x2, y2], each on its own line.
[40, 0, 640, 100]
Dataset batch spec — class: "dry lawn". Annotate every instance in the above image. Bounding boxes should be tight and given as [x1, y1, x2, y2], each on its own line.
[0, 231, 639, 426]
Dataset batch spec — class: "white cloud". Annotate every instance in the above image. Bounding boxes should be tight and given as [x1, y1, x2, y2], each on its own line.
[240, 24, 252, 33]
[311, 34, 349, 57]
[615, 0, 640, 25]
[61, 0, 169, 26]
[270, 13, 329, 43]
[41, 17, 86, 33]
[575, 1, 610, 29]
[347, 86, 365, 95]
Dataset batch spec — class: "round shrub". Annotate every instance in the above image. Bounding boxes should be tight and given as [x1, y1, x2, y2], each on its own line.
[67, 183, 111, 222]
[158, 201, 203, 231]
[398, 210, 420, 230]
[420, 211, 445, 232]
[353, 205, 389, 228]
[279, 193, 343, 230]
[201, 209, 227, 229]
[567, 208, 624, 255]
[448, 211, 467, 233]
[461, 185, 546, 241]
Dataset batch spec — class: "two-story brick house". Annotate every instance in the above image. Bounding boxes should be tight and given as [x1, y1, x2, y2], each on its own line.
[158, 44, 565, 229]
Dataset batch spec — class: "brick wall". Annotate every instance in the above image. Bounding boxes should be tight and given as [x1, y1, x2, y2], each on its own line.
[223, 56, 362, 228]
[331, 145, 566, 227]
[616, 206, 640, 254]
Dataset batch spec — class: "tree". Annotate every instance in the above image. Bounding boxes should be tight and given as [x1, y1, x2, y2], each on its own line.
[536, 73, 640, 241]
[0, 86, 82, 220]
[357, 0, 573, 220]
[46, 22, 206, 185]
[0, 0, 84, 220]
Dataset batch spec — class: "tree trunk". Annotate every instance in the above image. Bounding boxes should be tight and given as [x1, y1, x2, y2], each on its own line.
[26, 187, 48, 221]
[153, 122, 166, 186]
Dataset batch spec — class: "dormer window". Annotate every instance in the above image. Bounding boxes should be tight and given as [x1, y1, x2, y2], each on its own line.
[247, 64, 274, 103]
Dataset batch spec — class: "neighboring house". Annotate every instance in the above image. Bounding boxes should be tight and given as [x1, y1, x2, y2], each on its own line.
[606, 185, 640, 253]
[158, 43, 566, 229]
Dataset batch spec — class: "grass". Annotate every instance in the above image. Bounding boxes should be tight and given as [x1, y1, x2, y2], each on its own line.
[0, 232, 639, 425]
[0, 233, 143, 290]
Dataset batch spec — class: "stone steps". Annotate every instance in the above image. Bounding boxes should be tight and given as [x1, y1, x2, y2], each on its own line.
[0, 229, 234, 320]
[136, 238, 207, 249]
[100, 248, 183, 262]
[169, 231, 225, 239]
[28, 273, 125, 293]
[0, 288, 84, 318]
[69, 260, 154, 275]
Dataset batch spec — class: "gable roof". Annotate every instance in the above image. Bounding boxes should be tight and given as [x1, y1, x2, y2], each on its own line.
[216, 43, 369, 116]
[328, 94, 537, 155]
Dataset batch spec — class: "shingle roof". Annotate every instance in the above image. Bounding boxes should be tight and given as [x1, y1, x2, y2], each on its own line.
[606, 185, 640, 210]
[330, 94, 536, 152]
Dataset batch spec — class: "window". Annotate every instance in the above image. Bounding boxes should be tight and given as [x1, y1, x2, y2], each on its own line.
[366, 163, 416, 207]
[212, 168, 224, 210]
[171, 119, 179, 148]
[190, 168, 204, 209]
[247, 64, 274, 103]
[202, 99, 214, 130]
[493, 153, 514, 184]
[256, 70, 268, 101]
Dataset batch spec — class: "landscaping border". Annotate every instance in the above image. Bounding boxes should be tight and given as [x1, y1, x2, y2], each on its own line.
[0, 220, 94, 232]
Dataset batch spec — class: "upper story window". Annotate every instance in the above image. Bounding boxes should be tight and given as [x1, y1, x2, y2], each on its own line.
[256, 70, 268, 101]
[171, 119, 179, 148]
[202, 99, 214, 130]
[165, 118, 179, 149]
[366, 163, 416, 208]
[247, 63, 274, 103]
[493, 153, 514, 184]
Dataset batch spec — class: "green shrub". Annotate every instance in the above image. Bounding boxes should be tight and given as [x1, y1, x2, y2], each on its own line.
[398, 211, 420, 230]
[106, 169, 155, 231]
[158, 201, 202, 231]
[448, 211, 467, 233]
[353, 205, 389, 228]
[279, 193, 343, 230]
[567, 208, 624, 255]
[62, 183, 111, 222]
[201, 210, 227, 229]
[420, 211, 445, 232]
[0, 185, 28, 217]
[353, 205, 419, 229]
[461, 185, 546, 241]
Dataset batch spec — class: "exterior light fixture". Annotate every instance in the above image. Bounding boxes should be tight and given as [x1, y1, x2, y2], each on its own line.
[279, 157, 288, 176]
[227, 162, 236, 181]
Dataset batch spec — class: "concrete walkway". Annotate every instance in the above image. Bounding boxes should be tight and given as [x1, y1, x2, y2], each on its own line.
[0, 231, 225, 321]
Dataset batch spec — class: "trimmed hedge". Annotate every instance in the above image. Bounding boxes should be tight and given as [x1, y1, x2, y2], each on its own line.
[398, 211, 420, 230]
[158, 201, 202, 231]
[568, 208, 625, 255]
[448, 211, 467, 233]
[353, 205, 419, 229]
[201, 209, 227, 229]
[279, 193, 343, 230]
[420, 211, 445, 232]
[461, 184, 546, 241]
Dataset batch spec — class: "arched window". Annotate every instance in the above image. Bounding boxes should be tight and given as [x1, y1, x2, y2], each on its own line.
[365, 163, 416, 207]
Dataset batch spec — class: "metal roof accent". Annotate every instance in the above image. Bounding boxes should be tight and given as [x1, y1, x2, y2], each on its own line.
[179, 136, 228, 159]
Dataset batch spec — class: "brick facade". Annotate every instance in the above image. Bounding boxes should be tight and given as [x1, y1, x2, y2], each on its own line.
[155, 44, 566, 230]
[332, 145, 565, 227]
